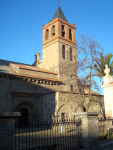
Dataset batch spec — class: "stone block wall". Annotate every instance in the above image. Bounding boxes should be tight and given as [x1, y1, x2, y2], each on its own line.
[0, 77, 10, 112]
[0, 118, 15, 150]
[57, 92, 104, 119]
[0, 74, 104, 122]
[39, 41, 59, 73]
[43, 93, 56, 120]
[0, 75, 58, 121]
[73, 112, 100, 149]
[99, 119, 113, 136]
[0, 112, 20, 150]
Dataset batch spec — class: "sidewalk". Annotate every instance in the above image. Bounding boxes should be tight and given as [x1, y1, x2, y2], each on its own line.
[79, 141, 113, 150]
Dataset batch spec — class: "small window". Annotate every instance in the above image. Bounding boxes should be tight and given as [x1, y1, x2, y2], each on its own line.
[61, 113, 67, 120]
[70, 47, 73, 61]
[52, 25, 55, 36]
[45, 29, 49, 40]
[69, 29, 72, 40]
[61, 25, 65, 37]
[70, 84, 73, 92]
[62, 45, 65, 59]
[61, 113, 65, 120]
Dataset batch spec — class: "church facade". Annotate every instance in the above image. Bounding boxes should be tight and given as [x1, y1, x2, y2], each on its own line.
[0, 7, 104, 122]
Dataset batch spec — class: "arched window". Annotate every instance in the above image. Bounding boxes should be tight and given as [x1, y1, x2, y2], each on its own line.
[69, 29, 72, 40]
[70, 47, 73, 61]
[52, 25, 55, 36]
[62, 45, 65, 59]
[61, 25, 65, 37]
[45, 29, 49, 40]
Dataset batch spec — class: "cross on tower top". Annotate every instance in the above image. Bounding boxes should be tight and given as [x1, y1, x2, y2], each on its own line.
[57, 0, 60, 7]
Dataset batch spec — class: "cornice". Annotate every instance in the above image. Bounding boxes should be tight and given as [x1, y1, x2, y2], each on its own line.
[10, 91, 56, 98]
[0, 72, 62, 85]
[43, 37, 76, 48]
[42, 17, 76, 30]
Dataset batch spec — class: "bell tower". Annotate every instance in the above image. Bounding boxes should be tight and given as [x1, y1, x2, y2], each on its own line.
[39, 7, 77, 92]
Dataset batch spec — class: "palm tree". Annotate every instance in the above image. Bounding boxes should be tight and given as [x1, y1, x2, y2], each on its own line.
[93, 53, 113, 78]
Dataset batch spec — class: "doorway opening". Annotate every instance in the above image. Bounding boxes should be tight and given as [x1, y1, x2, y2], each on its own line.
[18, 107, 28, 126]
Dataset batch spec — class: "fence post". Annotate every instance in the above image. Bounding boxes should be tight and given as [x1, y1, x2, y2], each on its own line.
[0, 112, 21, 150]
[72, 112, 100, 149]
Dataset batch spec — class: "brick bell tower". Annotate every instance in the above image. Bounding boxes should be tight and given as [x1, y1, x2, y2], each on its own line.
[39, 7, 77, 92]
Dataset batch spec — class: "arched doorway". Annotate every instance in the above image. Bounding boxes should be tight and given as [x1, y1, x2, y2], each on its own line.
[14, 101, 38, 122]
[18, 107, 28, 126]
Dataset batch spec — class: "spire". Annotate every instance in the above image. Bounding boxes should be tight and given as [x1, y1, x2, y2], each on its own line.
[52, 7, 68, 22]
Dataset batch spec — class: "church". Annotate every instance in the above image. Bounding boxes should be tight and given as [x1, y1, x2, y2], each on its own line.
[0, 7, 104, 122]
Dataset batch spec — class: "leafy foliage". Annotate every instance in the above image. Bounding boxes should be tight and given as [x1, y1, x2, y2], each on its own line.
[93, 53, 113, 77]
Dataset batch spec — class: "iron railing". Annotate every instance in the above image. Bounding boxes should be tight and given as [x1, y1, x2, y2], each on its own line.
[15, 119, 82, 150]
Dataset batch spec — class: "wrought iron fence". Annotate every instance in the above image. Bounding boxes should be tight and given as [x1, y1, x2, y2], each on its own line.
[15, 119, 82, 150]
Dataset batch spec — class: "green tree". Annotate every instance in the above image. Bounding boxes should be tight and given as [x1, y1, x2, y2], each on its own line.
[93, 53, 113, 78]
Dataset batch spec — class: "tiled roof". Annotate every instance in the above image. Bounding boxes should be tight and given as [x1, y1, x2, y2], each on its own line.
[0, 59, 19, 75]
[20, 73, 61, 82]
[0, 59, 58, 75]
[0, 59, 60, 83]
[52, 7, 68, 22]
[13, 63, 58, 75]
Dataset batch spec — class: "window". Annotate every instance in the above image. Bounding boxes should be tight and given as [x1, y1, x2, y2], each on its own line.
[61, 25, 65, 37]
[45, 29, 49, 40]
[52, 25, 55, 36]
[70, 47, 73, 61]
[70, 84, 73, 92]
[69, 29, 72, 40]
[62, 45, 65, 59]
[61, 113, 65, 120]
[61, 113, 67, 120]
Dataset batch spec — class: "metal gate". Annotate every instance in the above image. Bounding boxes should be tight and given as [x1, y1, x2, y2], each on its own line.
[15, 119, 82, 150]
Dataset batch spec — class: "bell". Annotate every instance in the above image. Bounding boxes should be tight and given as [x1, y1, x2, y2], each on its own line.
[53, 29, 55, 34]
[62, 29, 65, 33]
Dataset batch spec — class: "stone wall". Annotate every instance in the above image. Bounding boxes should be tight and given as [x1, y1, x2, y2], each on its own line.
[73, 112, 100, 149]
[0, 112, 20, 150]
[43, 93, 56, 120]
[0, 76, 10, 112]
[0, 74, 104, 121]
[57, 92, 104, 119]
[0, 75, 57, 120]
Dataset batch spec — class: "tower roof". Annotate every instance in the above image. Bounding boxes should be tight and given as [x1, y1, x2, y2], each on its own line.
[52, 7, 68, 22]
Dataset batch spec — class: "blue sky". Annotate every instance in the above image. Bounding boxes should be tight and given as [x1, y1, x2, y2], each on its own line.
[0, 0, 113, 94]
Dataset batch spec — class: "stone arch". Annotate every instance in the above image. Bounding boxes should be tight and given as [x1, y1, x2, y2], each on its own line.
[14, 101, 37, 121]
[52, 25, 55, 36]
[74, 105, 84, 113]
[58, 104, 71, 119]
[86, 99, 104, 119]
[87, 101, 101, 113]
[45, 29, 49, 40]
